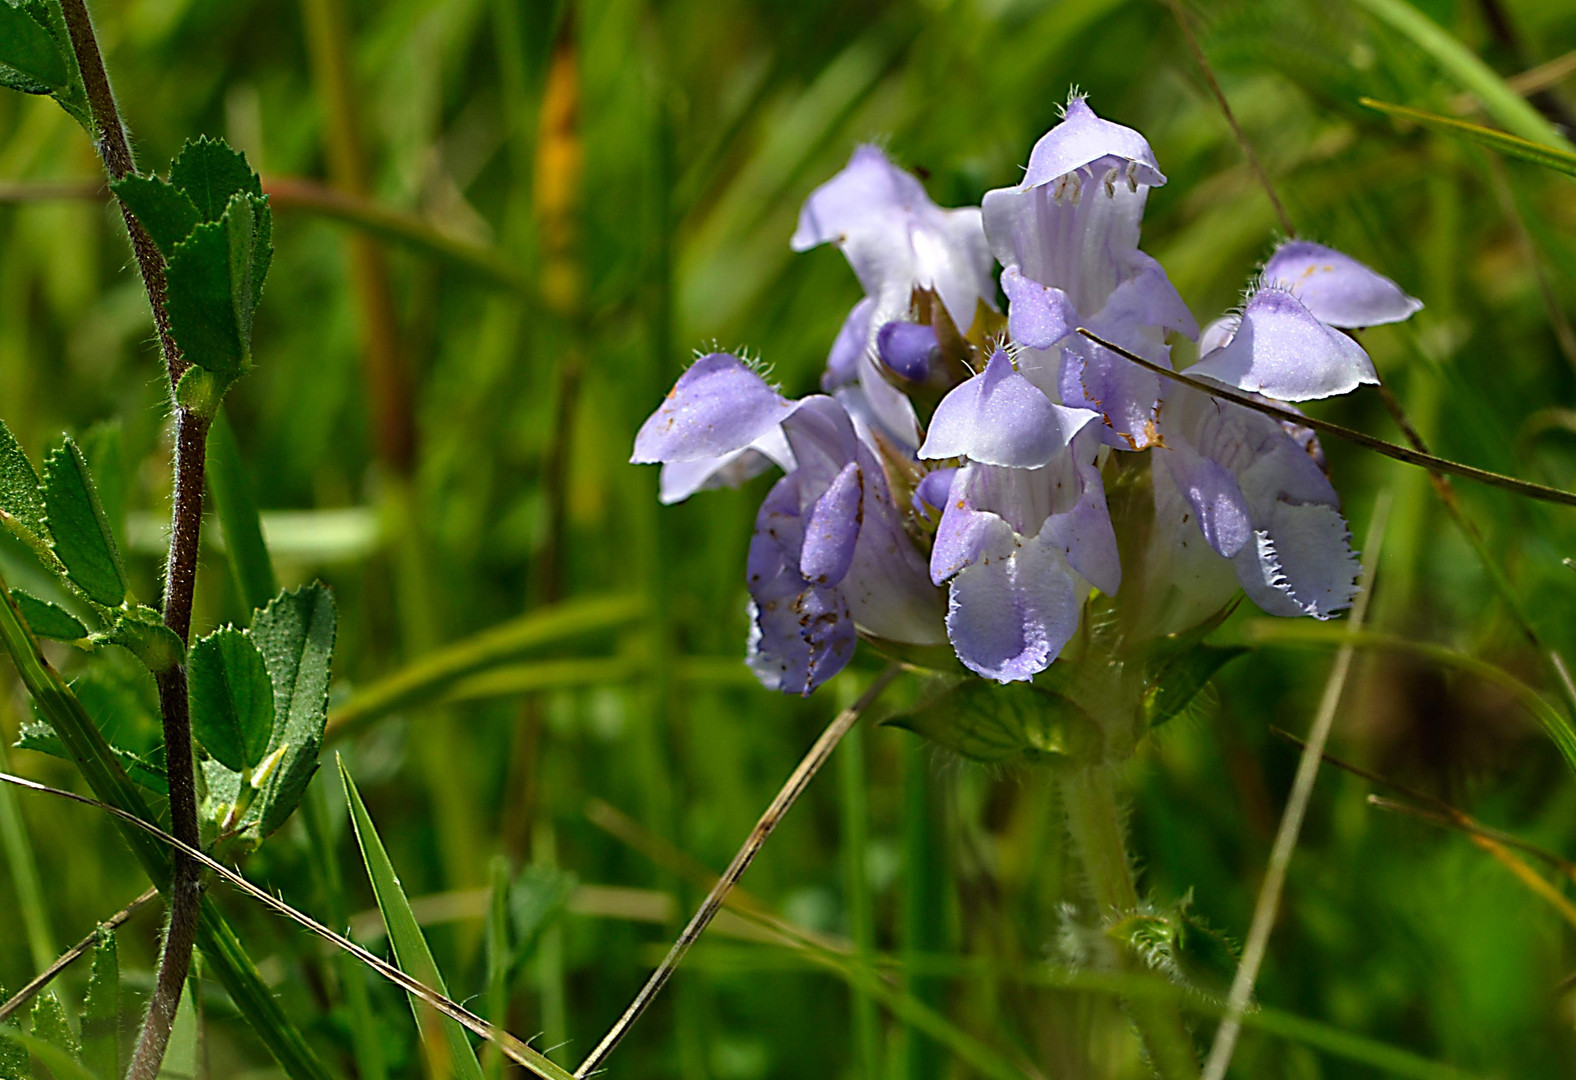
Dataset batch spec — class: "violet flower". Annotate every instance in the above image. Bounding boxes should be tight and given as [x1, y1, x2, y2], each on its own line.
[1151, 244, 1422, 624]
[633, 353, 944, 694]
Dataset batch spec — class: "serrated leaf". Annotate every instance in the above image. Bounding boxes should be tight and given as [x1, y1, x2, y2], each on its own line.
[244, 584, 336, 838]
[28, 997, 75, 1060]
[0, 421, 46, 542]
[81, 928, 119, 1080]
[165, 220, 246, 378]
[883, 679, 1102, 765]
[1140, 644, 1247, 730]
[188, 626, 275, 772]
[108, 175, 202, 255]
[42, 438, 127, 607]
[0, 1020, 26, 1080]
[164, 193, 272, 379]
[12, 591, 86, 641]
[0, 1, 68, 91]
[77, 423, 126, 556]
[339, 760, 489, 1080]
[169, 137, 261, 221]
[17, 721, 167, 796]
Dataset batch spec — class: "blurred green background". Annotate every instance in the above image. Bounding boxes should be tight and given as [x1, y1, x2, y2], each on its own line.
[4, 0, 1576, 1076]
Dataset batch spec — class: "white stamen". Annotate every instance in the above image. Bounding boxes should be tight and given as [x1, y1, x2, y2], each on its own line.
[1053, 174, 1070, 202]
[1069, 174, 1082, 205]
[1102, 166, 1119, 199]
[1125, 160, 1139, 193]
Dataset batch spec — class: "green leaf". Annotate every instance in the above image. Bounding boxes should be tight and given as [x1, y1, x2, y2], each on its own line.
[28, 997, 76, 1061]
[243, 584, 336, 839]
[164, 193, 272, 379]
[81, 928, 119, 1080]
[42, 439, 127, 607]
[508, 865, 575, 968]
[188, 627, 275, 772]
[157, 980, 197, 1080]
[11, 592, 86, 642]
[108, 175, 202, 255]
[1140, 644, 1247, 730]
[0, 0, 68, 92]
[0, 570, 334, 1080]
[338, 759, 489, 1080]
[17, 721, 167, 796]
[101, 607, 185, 673]
[883, 679, 1102, 765]
[1362, 98, 1576, 181]
[0, 420, 46, 542]
[0, 1014, 27, 1080]
[77, 423, 126, 558]
[168, 137, 261, 222]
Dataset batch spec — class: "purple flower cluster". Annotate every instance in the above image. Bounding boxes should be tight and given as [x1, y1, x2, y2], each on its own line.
[633, 96, 1420, 694]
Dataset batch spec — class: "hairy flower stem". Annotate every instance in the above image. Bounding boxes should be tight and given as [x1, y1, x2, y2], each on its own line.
[57, 3, 210, 1078]
[1062, 766, 1200, 1080]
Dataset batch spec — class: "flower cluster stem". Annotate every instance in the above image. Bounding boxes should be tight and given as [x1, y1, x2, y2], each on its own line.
[1062, 766, 1200, 1080]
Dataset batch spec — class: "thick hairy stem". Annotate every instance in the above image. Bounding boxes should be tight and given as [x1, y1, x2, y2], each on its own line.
[57, 5, 210, 1078]
[1063, 766, 1200, 1080]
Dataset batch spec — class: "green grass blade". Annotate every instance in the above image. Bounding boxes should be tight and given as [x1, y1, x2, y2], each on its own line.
[1361, 98, 1576, 178]
[324, 594, 645, 738]
[1348, 0, 1572, 149]
[207, 411, 279, 618]
[0, 738, 57, 972]
[10, 1033, 96, 1080]
[0, 571, 336, 1080]
[301, 780, 388, 1080]
[337, 757, 491, 1080]
[155, 979, 197, 1080]
[483, 856, 511, 1080]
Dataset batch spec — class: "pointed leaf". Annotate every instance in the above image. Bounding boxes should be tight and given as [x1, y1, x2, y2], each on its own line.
[168, 137, 261, 222]
[1140, 644, 1248, 729]
[339, 759, 489, 1080]
[157, 981, 197, 1080]
[42, 439, 127, 607]
[0, 1, 68, 91]
[11, 592, 86, 642]
[81, 928, 119, 1080]
[165, 220, 246, 378]
[108, 176, 202, 255]
[244, 585, 335, 838]
[16, 721, 167, 796]
[0, 421, 46, 541]
[0, 1016, 27, 1080]
[1362, 98, 1576, 180]
[188, 627, 274, 772]
[883, 679, 1102, 765]
[27, 997, 75, 1060]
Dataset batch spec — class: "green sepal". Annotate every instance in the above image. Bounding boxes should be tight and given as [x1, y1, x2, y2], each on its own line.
[109, 175, 202, 255]
[0, 0, 68, 92]
[168, 136, 262, 221]
[882, 677, 1103, 765]
[81, 927, 120, 1080]
[0, 420, 47, 543]
[1139, 643, 1247, 729]
[42, 438, 128, 607]
[1107, 894, 1240, 1005]
[100, 607, 184, 673]
[11, 590, 87, 642]
[16, 720, 167, 795]
[188, 625, 275, 772]
[238, 584, 336, 840]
